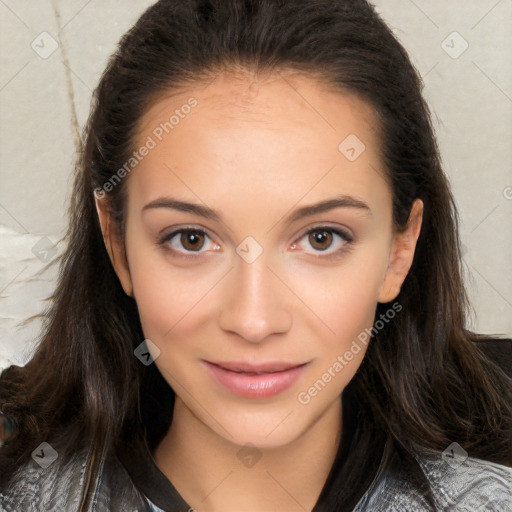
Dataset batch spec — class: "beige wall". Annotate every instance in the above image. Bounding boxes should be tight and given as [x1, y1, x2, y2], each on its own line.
[1, 0, 511, 369]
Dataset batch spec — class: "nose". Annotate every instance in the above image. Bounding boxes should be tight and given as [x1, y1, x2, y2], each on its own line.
[218, 258, 292, 343]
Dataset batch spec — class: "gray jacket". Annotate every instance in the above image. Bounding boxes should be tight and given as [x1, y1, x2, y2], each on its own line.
[1, 439, 511, 511]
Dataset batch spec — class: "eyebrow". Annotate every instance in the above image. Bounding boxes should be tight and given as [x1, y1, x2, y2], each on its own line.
[284, 196, 372, 223]
[142, 195, 372, 223]
[142, 198, 222, 222]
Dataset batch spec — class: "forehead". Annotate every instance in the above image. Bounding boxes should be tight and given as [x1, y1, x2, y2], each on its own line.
[140, 69, 378, 134]
[130, 70, 389, 215]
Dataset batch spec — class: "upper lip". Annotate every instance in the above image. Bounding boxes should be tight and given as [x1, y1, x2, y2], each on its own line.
[206, 360, 307, 374]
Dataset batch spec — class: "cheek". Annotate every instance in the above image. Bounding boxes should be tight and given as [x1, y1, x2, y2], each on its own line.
[292, 269, 382, 400]
[306, 278, 378, 372]
[286, 250, 390, 399]
[130, 259, 220, 344]
[287, 245, 389, 336]
[124, 217, 226, 341]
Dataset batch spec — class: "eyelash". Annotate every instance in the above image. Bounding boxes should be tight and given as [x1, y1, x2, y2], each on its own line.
[156, 225, 354, 260]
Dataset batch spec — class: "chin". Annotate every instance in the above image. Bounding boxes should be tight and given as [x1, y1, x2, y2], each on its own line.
[206, 407, 311, 450]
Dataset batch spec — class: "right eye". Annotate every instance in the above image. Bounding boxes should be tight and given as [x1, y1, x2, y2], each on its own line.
[158, 228, 221, 258]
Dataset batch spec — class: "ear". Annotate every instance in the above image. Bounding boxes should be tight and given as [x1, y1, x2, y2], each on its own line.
[94, 194, 134, 297]
[378, 199, 423, 303]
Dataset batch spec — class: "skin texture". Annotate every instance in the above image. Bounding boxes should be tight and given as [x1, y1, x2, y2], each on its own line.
[96, 70, 423, 511]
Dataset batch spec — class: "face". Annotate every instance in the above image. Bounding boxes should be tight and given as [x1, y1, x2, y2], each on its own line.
[97, 70, 422, 449]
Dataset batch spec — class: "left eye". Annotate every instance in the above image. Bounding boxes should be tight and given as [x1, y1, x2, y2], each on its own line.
[295, 228, 353, 255]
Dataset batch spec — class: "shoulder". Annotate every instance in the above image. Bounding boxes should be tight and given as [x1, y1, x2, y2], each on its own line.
[413, 447, 512, 511]
[0, 446, 86, 511]
[0, 445, 151, 511]
[354, 443, 512, 511]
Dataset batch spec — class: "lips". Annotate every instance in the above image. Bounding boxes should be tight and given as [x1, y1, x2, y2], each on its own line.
[203, 360, 308, 398]
[207, 361, 305, 374]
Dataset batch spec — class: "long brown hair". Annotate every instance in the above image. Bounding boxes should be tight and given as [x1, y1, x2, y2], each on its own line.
[1, 0, 511, 509]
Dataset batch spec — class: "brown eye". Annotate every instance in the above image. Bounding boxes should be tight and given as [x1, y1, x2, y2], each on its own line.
[308, 230, 333, 251]
[180, 230, 205, 251]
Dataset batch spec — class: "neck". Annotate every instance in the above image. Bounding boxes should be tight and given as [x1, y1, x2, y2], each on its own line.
[154, 398, 343, 512]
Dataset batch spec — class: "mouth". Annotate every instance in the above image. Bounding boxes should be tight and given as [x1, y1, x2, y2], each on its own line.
[203, 360, 309, 398]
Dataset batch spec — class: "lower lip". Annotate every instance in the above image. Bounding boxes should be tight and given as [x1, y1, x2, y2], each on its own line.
[204, 362, 308, 398]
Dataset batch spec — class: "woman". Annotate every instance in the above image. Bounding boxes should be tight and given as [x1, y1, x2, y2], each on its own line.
[1, 0, 511, 510]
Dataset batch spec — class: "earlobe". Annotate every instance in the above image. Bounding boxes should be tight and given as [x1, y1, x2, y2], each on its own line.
[378, 199, 423, 303]
[94, 194, 134, 297]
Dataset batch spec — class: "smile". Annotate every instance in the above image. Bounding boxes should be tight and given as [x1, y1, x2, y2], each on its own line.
[203, 360, 309, 398]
